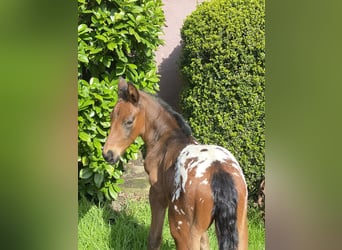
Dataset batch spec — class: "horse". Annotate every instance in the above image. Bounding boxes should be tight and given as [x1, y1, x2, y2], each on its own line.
[102, 77, 248, 250]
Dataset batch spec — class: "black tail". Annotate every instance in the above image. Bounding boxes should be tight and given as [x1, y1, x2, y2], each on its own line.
[211, 168, 239, 250]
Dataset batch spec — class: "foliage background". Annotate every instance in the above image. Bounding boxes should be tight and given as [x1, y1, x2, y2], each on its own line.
[78, 0, 164, 201]
[180, 0, 265, 202]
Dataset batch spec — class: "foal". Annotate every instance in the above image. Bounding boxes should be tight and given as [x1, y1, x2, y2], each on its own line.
[103, 78, 248, 250]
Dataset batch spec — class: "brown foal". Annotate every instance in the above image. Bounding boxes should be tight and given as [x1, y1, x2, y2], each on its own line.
[103, 78, 248, 250]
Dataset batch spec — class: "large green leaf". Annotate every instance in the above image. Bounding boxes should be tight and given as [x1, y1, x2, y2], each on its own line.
[79, 168, 93, 179]
[78, 53, 89, 64]
[78, 99, 94, 110]
[79, 132, 91, 142]
[78, 24, 88, 34]
[94, 173, 104, 188]
[108, 184, 118, 200]
[107, 42, 116, 51]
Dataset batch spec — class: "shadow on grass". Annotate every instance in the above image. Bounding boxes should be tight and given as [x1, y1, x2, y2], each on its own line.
[104, 203, 174, 250]
[78, 197, 175, 250]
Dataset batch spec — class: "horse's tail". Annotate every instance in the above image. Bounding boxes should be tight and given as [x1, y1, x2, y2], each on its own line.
[211, 168, 239, 250]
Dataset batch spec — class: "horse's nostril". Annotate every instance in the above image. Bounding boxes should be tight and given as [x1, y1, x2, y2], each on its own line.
[107, 150, 114, 159]
[103, 150, 114, 162]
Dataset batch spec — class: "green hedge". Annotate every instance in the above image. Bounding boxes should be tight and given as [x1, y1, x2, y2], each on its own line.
[78, 0, 164, 201]
[180, 0, 265, 202]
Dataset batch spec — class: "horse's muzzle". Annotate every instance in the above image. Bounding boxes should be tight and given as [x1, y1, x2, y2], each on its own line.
[102, 149, 119, 164]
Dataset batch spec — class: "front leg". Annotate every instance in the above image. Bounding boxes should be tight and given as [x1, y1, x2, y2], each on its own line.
[148, 185, 167, 250]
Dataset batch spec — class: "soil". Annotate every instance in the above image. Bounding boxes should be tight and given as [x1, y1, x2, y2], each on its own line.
[111, 155, 150, 211]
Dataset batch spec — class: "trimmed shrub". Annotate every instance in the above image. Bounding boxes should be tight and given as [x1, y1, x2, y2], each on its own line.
[78, 0, 164, 201]
[180, 0, 265, 202]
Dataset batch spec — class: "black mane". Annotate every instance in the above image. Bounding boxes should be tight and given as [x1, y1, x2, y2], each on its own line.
[156, 97, 192, 137]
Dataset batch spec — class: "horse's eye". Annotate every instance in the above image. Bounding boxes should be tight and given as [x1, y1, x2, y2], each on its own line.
[124, 117, 134, 127]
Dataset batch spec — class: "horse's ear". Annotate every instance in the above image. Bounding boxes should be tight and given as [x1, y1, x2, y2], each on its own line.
[127, 82, 140, 104]
[118, 77, 139, 104]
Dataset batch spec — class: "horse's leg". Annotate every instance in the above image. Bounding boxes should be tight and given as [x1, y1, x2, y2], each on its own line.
[169, 210, 204, 250]
[237, 186, 248, 250]
[237, 202, 248, 250]
[148, 185, 167, 250]
[168, 205, 189, 250]
[170, 229, 201, 250]
[238, 217, 248, 250]
[200, 232, 210, 250]
[188, 233, 201, 249]
[172, 228, 202, 250]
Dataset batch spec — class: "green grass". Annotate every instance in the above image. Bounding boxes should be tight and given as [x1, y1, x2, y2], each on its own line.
[78, 198, 265, 250]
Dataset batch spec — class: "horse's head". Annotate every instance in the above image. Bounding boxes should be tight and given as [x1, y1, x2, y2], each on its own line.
[102, 78, 145, 164]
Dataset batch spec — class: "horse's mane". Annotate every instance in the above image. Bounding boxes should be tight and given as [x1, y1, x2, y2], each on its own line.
[157, 98, 192, 136]
[146, 93, 192, 137]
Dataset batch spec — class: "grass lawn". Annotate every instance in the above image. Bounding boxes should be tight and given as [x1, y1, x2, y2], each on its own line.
[78, 198, 265, 250]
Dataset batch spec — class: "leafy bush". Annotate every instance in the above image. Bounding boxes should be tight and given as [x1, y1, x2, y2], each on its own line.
[78, 0, 164, 201]
[180, 0, 265, 202]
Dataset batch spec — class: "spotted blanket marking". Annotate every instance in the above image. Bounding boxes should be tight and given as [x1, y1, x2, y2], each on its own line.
[172, 144, 244, 202]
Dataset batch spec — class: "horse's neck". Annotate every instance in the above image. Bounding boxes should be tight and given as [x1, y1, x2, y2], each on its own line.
[141, 96, 191, 171]
[143, 111, 190, 158]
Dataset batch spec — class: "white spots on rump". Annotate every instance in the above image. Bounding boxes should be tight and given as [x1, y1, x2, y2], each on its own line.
[172, 144, 243, 202]
[174, 205, 186, 216]
[174, 205, 180, 214]
[200, 178, 208, 185]
[176, 221, 184, 231]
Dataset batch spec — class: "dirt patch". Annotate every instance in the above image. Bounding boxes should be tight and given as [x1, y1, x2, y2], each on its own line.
[111, 155, 150, 211]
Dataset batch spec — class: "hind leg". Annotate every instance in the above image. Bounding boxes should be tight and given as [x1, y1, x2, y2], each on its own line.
[200, 232, 210, 250]
[237, 188, 248, 250]
[237, 207, 248, 250]
[169, 210, 209, 249]
[168, 205, 200, 249]
[168, 209, 189, 249]
[171, 228, 202, 250]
